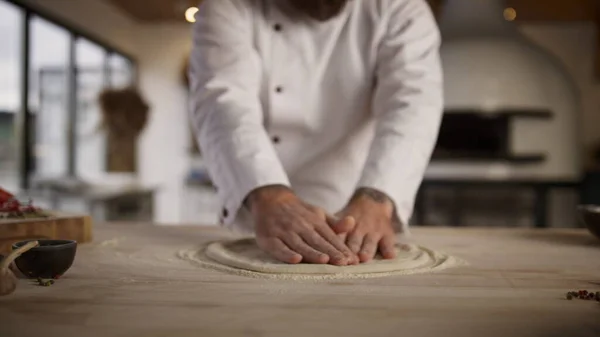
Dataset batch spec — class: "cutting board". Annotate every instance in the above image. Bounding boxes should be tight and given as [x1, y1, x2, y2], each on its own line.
[0, 213, 93, 254]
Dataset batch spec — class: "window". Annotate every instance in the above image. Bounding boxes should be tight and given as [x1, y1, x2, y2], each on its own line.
[108, 53, 134, 89]
[0, 1, 23, 192]
[75, 38, 106, 179]
[0, 0, 136, 191]
[30, 16, 70, 178]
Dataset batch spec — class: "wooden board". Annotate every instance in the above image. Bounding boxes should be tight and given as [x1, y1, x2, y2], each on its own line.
[0, 223, 598, 337]
[0, 214, 93, 254]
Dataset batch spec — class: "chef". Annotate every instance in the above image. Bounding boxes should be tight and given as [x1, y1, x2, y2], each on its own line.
[189, 0, 443, 266]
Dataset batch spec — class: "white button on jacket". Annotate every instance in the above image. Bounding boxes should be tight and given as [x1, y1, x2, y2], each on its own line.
[189, 0, 443, 234]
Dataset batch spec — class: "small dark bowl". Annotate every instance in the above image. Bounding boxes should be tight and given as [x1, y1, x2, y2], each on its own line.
[11, 240, 77, 279]
[577, 205, 600, 241]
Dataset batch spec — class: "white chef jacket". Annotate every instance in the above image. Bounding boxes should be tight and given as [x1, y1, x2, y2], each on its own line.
[189, 0, 443, 234]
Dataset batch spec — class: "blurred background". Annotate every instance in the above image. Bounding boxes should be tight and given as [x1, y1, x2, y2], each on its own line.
[0, 0, 598, 228]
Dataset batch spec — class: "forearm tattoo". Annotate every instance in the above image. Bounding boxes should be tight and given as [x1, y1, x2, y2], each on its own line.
[352, 187, 401, 225]
[244, 184, 293, 210]
[351, 187, 391, 204]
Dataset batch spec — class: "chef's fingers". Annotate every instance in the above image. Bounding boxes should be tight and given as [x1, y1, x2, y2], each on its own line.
[358, 233, 380, 263]
[301, 229, 350, 266]
[324, 213, 338, 227]
[346, 230, 364, 254]
[283, 233, 330, 264]
[378, 235, 397, 260]
[261, 238, 303, 264]
[311, 206, 327, 220]
[330, 216, 356, 234]
[315, 224, 359, 265]
[330, 216, 349, 241]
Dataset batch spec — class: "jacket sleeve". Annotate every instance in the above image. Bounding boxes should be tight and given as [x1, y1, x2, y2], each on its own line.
[356, 0, 443, 230]
[188, 0, 291, 226]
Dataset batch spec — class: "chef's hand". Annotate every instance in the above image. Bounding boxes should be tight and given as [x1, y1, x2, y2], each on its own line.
[328, 188, 397, 263]
[246, 185, 359, 266]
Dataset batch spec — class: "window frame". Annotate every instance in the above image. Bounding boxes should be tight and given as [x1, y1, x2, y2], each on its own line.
[2, 0, 137, 189]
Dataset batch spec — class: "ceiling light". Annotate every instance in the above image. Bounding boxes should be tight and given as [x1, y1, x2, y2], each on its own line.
[185, 7, 199, 23]
[503, 8, 517, 21]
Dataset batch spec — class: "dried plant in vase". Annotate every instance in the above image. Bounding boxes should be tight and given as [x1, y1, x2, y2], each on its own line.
[98, 87, 149, 173]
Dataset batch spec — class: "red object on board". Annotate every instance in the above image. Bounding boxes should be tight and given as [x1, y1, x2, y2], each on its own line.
[0, 187, 16, 204]
[1, 201, 19, 212]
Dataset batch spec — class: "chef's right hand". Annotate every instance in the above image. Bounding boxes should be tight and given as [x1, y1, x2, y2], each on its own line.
[246, 185, 359, 266]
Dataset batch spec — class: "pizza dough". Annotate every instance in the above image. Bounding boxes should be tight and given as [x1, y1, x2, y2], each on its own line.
[177, 237, 466, 280]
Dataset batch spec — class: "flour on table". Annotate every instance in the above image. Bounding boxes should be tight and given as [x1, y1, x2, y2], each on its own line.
[177, 237, 467, 280]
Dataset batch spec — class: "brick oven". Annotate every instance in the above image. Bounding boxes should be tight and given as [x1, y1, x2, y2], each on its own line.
[415, 0, 583, 228]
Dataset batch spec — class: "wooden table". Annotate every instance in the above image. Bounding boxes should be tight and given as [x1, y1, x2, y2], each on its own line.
[1, 223, 599, 337]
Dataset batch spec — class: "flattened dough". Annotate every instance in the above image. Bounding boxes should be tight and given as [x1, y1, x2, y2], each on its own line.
[178, 238, 466, 280]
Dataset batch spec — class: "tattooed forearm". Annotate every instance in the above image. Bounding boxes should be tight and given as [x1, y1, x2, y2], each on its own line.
[351, 188, 391, 204]
[244, 185, 294, 210]
[351, 188, 399, 224]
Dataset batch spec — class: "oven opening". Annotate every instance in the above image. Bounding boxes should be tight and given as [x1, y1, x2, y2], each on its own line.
[432, 110, 550, 163]
[433, 113, 509, 160]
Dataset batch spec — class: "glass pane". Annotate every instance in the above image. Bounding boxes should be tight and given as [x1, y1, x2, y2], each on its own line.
[30, 16, 70, 179]
[75, 38, 106, 179]
[0, 2, 23, 192]
[109, 53, 133, 88]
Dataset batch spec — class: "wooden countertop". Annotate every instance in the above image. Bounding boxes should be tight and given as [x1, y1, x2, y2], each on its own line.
[1, 223, 599, 337]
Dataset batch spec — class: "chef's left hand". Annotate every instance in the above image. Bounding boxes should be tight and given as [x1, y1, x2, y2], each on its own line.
[328, 188, 397, 263]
